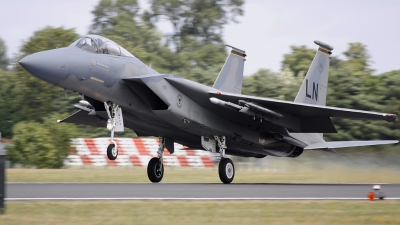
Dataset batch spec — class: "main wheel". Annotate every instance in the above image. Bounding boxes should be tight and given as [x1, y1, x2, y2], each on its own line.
[107, 144, 118, 160]
[147, 157, 164, 183]
[218, 158, 235, 184]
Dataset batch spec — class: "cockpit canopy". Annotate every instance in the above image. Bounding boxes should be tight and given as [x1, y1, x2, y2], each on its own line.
[71, 35, 134, 57]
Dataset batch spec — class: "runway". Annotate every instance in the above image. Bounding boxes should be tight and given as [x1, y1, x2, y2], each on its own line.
[6, 183, 400, 200]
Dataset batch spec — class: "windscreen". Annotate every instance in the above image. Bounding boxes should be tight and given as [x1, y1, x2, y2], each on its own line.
[73, 35, 134, 57]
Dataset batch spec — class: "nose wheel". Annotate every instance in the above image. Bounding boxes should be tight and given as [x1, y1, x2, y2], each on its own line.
[107, 143, 118, 160]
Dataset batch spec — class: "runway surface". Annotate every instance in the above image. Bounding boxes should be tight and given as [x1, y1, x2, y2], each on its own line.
[6, 183, 400, 200]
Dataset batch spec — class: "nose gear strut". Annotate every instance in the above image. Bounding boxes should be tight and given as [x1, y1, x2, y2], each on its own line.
[104, 101, 123, 160]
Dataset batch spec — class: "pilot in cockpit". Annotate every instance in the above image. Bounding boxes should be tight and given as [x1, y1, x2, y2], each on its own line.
[72, 35, 134, 57]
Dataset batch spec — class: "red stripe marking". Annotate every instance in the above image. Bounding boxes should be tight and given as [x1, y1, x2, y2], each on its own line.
[129, 155, 142, 166]
[177, 156, 189, 167]
[80, 156, 92, 165]
[107, 156, 118, 166]
[133, 139, 149, 156]
[84, 138, 100, 155]
[163, 148, 172, 156]
[186, 150, 195, 156]
[201, 156, 214, 167]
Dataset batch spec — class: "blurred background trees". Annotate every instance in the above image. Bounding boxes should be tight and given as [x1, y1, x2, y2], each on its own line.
[0, 38, 9, 70]
[6, 114, 76, 168]
[16, 27, 79, 122]
[0, 0, 399, 168]
[281, 45, 315, 77]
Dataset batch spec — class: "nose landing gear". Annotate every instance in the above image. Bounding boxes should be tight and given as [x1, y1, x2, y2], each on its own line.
[104, 101, 124, 160]
[219, 158, 235, 184]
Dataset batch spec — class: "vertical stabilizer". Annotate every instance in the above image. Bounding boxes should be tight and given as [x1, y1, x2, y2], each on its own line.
[213, 45, 246, 94]
[294, 40, 333, 106]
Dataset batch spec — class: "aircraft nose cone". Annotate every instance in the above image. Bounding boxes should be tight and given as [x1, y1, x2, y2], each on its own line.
[19, 49, 69, 85]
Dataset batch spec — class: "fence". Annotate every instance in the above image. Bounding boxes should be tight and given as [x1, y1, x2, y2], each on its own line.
[66, 138, 217, 168]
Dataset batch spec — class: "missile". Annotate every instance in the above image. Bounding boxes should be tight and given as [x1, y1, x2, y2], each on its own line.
[209, 98, 242, 111]
[239, 100, 284, 119]
[79, 100, 91, 107]
[210, 98, 284, 121]
[209, 97, 224, 106]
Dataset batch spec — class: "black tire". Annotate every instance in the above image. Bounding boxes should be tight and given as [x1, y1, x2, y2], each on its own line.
[218, 158, 235, 184]
[107, 144, 118, 160]
[147, 157, 164, 183]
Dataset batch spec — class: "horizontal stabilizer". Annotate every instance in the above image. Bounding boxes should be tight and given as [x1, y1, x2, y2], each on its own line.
[305, 140, 398, 150]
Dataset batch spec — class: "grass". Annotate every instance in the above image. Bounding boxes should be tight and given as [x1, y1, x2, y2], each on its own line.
[6, 164, 400, 183]
[6, 151, 400, 183]
[1, 201, 400, 225]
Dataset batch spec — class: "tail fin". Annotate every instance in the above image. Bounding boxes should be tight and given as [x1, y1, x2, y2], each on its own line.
[294, 40, 333, 106]
[213, 45, 246, 94]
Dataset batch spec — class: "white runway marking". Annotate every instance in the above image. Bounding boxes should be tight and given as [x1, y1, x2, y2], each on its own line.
[6, 182, 394, 184]
[8, 183, 400, 200]
[6, 197, 400, 201]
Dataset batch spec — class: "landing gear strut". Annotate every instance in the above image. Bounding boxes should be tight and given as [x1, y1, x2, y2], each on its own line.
[147, 136, 165, 183]
[105, 102, 120, 160]
[214, 136, 235, 184]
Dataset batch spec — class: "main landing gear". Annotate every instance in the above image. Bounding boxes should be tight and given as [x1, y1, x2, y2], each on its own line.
[145, 135, 235, 184]
[214, 136, 235, 184]
[219, 158, 235, 184]
[105, 102, 120, 160]
[147, 136, 165, 183]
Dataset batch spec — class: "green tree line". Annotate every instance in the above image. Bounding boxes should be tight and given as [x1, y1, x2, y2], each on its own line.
[0, 0, 399, 168]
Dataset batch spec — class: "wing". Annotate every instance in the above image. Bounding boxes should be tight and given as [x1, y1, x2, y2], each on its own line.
[208, 91, 396, 133]
[208, 91, 396, 122]
[162, 76, 395, 133]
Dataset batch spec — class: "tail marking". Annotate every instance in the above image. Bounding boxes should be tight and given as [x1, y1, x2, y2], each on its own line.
[306, 79, 318, 101]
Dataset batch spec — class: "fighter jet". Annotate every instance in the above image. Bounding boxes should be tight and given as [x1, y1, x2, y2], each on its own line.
[19, 35, 398, 184]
